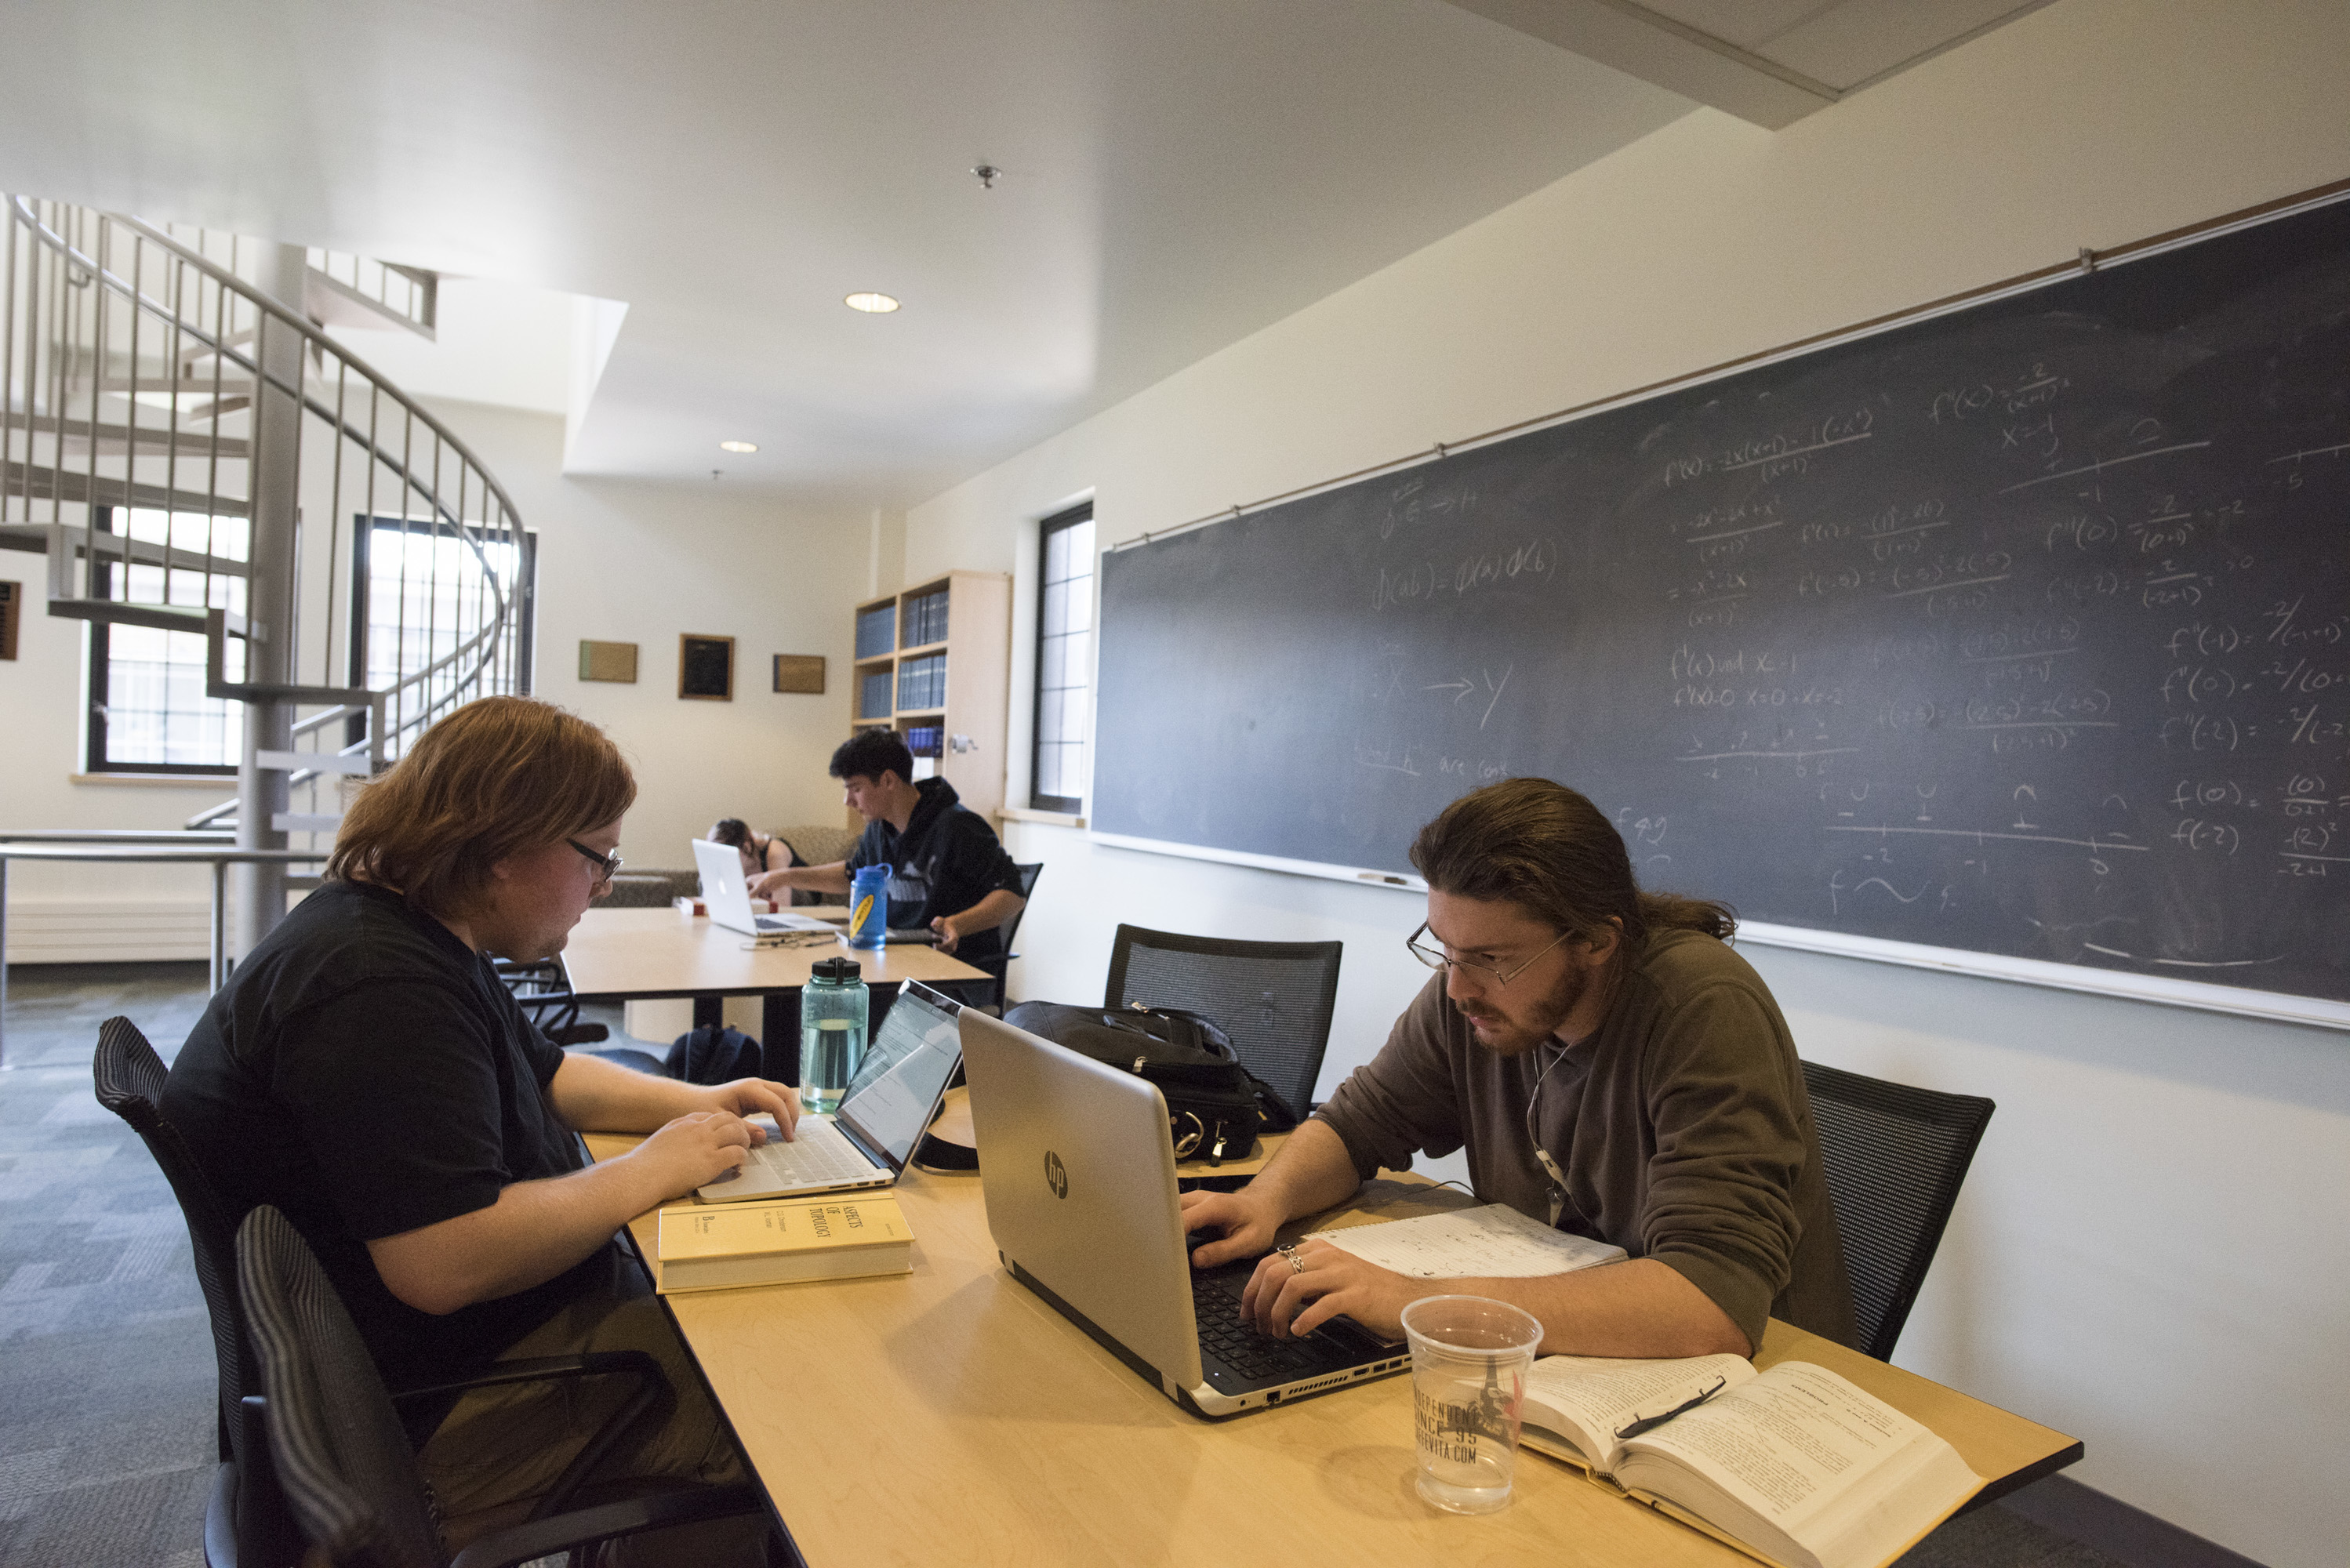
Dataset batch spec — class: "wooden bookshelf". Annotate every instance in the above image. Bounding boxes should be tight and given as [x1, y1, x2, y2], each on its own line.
[848, 571, 1011, 828]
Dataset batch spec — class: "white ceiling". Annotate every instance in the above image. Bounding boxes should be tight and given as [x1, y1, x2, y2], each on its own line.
[0, 0, 2055, 507]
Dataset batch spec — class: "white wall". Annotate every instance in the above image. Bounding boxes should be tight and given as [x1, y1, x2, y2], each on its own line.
[0, 595, 226, 958]
[909, 4, 2350, 1563]
[326, 276, 576, 416]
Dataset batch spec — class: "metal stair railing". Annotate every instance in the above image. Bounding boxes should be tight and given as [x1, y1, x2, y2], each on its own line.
[2, 194, 529, 955]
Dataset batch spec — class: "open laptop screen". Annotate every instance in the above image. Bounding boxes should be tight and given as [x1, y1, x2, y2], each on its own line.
[835, 985, 961, 1169]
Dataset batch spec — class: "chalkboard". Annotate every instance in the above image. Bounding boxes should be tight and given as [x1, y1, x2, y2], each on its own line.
[1095, 193, 2350, 1007]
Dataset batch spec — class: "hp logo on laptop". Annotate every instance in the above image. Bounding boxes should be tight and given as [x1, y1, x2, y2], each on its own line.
[1044, 1149, 1069, 1200]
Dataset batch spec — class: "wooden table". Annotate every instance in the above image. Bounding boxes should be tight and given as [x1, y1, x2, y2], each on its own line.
[587, 1131, 2080, 1568]
[561, 907, 990, 1081]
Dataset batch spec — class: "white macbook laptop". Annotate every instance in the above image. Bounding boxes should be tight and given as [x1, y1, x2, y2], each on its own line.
[696, 980, 964, 1203]
[959, 1009, 1407, 1419]
[692, 837, 837, 937]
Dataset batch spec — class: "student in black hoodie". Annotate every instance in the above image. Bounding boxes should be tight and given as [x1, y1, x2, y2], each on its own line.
[749, 729, 1026, 972]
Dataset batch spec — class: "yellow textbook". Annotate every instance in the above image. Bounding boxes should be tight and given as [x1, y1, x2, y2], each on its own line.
[654, 1194, 914, 1294]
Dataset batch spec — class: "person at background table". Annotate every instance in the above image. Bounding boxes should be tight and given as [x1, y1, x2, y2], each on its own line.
[707, 817, 801, 900]
[1182, 777, 1854, 1361]
[164, 696, 797, 1534]
[748, 728, 1026, 968]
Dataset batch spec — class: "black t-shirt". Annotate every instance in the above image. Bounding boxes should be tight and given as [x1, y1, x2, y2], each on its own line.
[847, 776, 1022, 966]
[162, 880, 612, 1388]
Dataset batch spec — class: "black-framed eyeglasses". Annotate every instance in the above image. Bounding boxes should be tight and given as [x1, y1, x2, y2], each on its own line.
[1406, 920, 1573, 986]
[566, 839, 623, 888]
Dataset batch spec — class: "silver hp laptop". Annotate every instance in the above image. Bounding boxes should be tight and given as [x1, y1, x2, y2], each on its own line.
[696, 980, 963, 1203]
[691, 837, 837, 938]
[960, 1009, 1407, 1419]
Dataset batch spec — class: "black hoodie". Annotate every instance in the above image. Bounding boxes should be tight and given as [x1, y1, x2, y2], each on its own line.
[847, 776, 1023, 964]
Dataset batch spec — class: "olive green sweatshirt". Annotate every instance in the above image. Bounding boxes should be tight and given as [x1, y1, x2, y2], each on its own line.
[1313, 929, 1854, 1351]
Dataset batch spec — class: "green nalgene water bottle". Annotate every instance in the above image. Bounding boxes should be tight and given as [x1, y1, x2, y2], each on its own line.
[800, 956, 867, 1115]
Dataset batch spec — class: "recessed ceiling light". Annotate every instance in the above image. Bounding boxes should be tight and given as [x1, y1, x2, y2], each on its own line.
[718, 440, 758, 454]
[844, 292, 901, 314]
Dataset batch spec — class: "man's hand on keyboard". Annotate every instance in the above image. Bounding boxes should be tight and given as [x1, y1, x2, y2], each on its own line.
[1240, 1240, 1418, 1342]
[1181, 1188, 1281, 1268]
[697, 1078, 801, 1142]
[632, 1109, 761, 1194]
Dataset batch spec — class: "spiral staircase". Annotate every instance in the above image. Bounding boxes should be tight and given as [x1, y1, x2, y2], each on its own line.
[1, 196, 528, 955]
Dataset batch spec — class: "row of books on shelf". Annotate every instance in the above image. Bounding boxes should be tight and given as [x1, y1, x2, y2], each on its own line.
[855, 604, 896, 661]
[903, 724, 943, 758]
[896, 653, 946, 710]
[900, 589, 950, 648]
[857, 670, 894, 720]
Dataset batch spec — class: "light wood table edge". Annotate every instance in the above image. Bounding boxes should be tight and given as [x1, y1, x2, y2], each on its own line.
[584, 1132, 2079, 1558]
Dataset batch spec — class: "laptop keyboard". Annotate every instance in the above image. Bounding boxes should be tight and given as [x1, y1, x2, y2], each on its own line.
[753, 1120, 881, 1185]
[1190, 1272, 1360, 1382]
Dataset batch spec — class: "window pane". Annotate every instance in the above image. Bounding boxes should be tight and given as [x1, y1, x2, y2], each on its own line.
[360, 517, 532, 759]
[1032, 506, 1095, 808]
[103, 622, 242, 768]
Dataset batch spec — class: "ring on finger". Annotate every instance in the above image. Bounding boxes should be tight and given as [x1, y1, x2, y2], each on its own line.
[1277, 1242, 1307, 1276]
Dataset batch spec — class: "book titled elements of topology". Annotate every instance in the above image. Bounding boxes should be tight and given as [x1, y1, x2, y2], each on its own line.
[1312, 1204, 1981, 1568]
[653, 1194, 914, 1294]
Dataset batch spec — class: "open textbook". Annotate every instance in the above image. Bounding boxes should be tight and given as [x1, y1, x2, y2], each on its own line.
[1518, 1354, 1983, 1568]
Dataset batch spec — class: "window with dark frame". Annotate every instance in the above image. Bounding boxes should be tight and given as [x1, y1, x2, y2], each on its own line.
[347, 514, 536, 757]
[1030, 503, 1095, 814]
[84, 506, 248, 775]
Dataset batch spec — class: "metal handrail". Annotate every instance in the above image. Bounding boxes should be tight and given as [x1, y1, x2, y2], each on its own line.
[7, 196, 532, 862]
[9, 198, 518, 731]
[0, 829, 235, 843]
[0, 843, 329, 1060]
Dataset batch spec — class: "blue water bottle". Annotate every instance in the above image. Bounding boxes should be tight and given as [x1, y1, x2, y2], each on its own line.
[848, 864, 890, 949]
[799, 956, 867, 1116]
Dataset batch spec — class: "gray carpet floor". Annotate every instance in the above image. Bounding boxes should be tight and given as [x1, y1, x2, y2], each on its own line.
[1, 964, 218, 1568]
[0, 961, 2138, 1567]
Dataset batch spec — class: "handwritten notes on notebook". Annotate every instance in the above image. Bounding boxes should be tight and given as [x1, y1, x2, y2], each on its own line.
[1308, 1204, 1626, 1279]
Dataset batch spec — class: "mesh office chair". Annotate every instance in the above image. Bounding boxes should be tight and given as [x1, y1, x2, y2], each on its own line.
[234, 1205, 764, 1568]
[986, 862, 1045, 1014]
[1103, 924, 1342, 1123]
[493, 957, 671, 1076]
[93, 1015, 298, 1568]
[1800, 1059, 1996, 1362]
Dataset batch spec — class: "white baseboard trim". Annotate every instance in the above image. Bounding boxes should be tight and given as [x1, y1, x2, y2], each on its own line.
[1, 898, 214, 964]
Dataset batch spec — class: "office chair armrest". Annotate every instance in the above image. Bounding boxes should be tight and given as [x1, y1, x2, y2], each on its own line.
[389, 1350, 663, 1405]
[447, 1483, 767, 1568]
[391, 1351, 670, 1519]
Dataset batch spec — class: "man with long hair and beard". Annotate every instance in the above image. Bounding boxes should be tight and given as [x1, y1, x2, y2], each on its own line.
[1182, 778, 1854, 1359]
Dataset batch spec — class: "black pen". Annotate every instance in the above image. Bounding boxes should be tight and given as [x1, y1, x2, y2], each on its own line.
[1613, 1374, 1728, 1442]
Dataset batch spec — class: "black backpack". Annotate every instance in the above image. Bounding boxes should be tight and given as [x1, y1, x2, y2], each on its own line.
[664, 1023, 764, 1085]
[1001, 1001, 1297, 1165]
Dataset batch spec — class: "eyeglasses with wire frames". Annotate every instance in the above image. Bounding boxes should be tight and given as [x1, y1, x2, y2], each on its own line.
[1405, 920, 1574, 987]
[566, 839, 624, 889]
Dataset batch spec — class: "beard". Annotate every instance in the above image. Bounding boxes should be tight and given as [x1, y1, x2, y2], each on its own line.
[1455, 962, 1593, 1057]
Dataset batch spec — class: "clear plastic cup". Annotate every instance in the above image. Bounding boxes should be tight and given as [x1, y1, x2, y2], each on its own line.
[1400, 1294, 1544, 1515]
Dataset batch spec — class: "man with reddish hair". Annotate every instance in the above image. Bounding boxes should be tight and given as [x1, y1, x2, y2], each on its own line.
[166, 696, 793, 1523]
